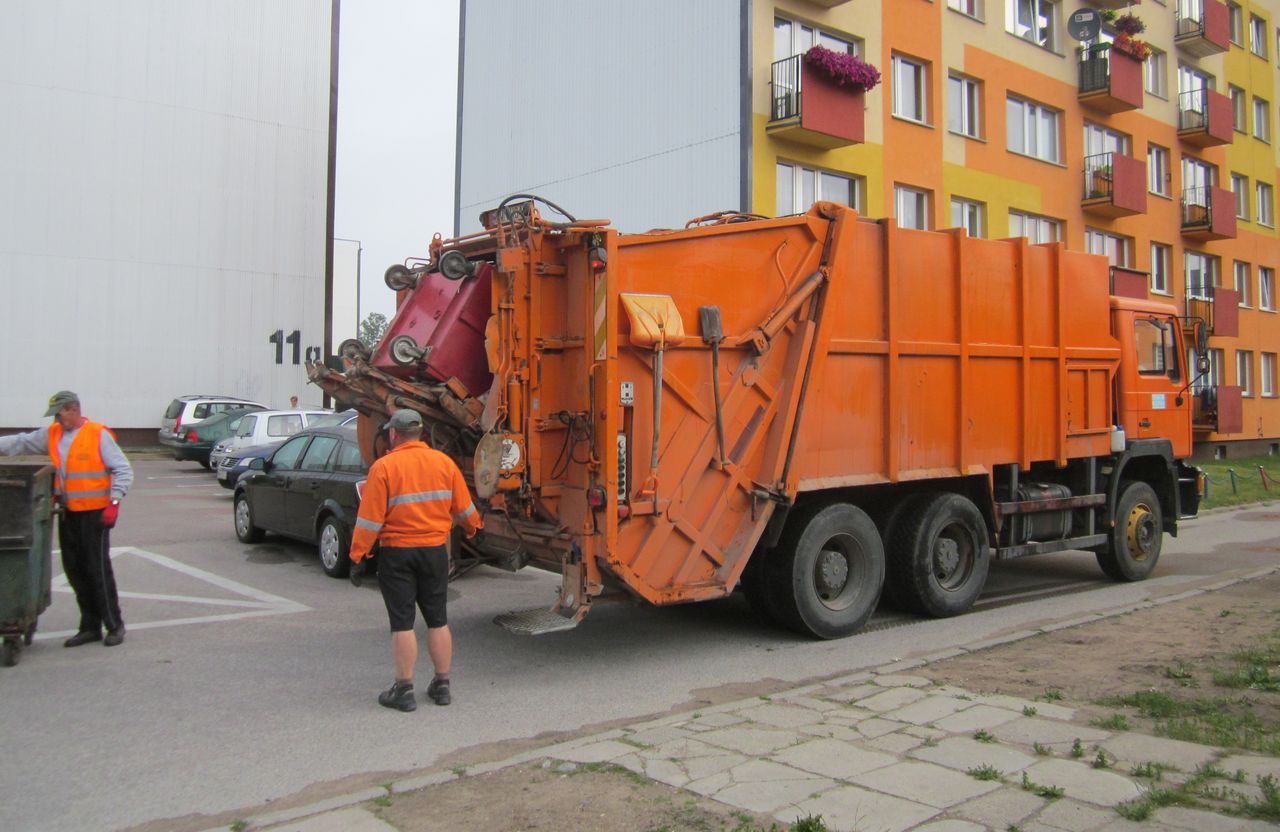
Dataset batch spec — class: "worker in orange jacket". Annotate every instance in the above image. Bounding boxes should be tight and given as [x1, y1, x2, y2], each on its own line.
[349, 408, 482, 711]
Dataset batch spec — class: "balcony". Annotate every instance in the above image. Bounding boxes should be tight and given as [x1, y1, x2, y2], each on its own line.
[1110, 266, 1149, 299]
[768, 55, 866, 149]
[1175, 0, 1230, 58]
[1178, 89, 1233, 147]
[1192, 385, 1243, 434]
[1086, 0, 1133, 8]
[1082, 152, 1147, 218]
[1181, 187, 1236, 240]
[1078, 45, 1144, 114]
[1185, 284, 1240, 337]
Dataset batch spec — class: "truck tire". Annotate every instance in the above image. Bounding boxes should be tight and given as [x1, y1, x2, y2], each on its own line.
[1097, 481, 1162, 582]
[765, 503, 885, 639]
[873, 499, 913, 611]
[889, 492, 989, 618]
[738, 547, 783, 625]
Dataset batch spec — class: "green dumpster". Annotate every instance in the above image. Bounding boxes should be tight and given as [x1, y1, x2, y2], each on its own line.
[0, 462, 54, 667]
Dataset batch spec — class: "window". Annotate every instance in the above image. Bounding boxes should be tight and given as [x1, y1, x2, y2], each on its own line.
[1151, 242, 1171, 294]
[333, 441, 367, 474]
[266, 414, 304, 437]
[1258, 182, 1275, 226]
[1228, 2, 1244, 44]
[1007, 96, 1061, 163]
[1147, 145, 1170, 196]
[1083, 122, 1129, 156]
[1085, 228, 1133, 267]
[776, 162, 859, 216]
[1262, 353, 1277, 397]
[1252, 15, 1269, 59]
[1254, 97, 1272, 141]
[893, 55, 929, 123]
[1009, 210, 1061, 243]
[949, 0, 982, 18]
[271, 436, 310, 471]
[774, 18, 858, 61]
[1234, 260, 1253, 306]
[895, 185, 930, 230]
[951, 197, 985, 236]
[236, 415, 257, 438]
[1237, 351, 1254, 396]
[1144, 49, 1168, 98]
[1261, 267, 1275, 310]
[1231, 173, 1250, 219]
[300, 436, 339, 472]
[1008, 0, 1058, 50]
[1178, 65, 1214, 128]
[1185, 250, 1219, 299]
[948, 73, 982, 137]
[1229, 85, 1247, 132]
[1135, 318, 1178, 378]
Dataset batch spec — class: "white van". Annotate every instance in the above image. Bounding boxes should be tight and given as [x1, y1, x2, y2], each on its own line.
[209, 410, 332, 471]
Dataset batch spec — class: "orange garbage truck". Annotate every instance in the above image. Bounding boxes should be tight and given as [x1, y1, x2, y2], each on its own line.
[309, 198, 1204, 639]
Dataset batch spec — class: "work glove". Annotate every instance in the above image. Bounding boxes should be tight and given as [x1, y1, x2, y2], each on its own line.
[101, 501, 120, 529]
[349, 558, 368, 588]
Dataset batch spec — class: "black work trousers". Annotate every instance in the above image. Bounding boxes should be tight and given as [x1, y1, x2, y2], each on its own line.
[59, 508, 123, 634]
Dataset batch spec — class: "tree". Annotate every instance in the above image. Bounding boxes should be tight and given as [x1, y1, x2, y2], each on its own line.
[358, 312, 389, 348]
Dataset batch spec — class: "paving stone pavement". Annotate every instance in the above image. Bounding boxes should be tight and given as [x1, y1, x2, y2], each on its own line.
[240, 659, 1279, 832]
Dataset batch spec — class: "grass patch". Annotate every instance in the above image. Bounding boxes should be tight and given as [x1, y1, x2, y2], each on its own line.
[1164, 661, 1199, 688]
[1115, 800, 1153, 821]
[1196, 455, 1280, 508]
[1041, 689, 1063, 702]
[1114, 761, 1280, 822]
[1092, 750, 1111, 769]
[1070, 738, 1084, 758]
[229, 822, 248, 832]
[1211, 645, 1280, 692]
[1092, 713, 1131, 731]
[1130, 761, 1178, 780]
[1022, 705, 1038, 717]
[1019, 771, 1065, 800]
[973, 729, 995, 743]
[967, 764, 1004, 782]
[1032, 742, 1051, 756]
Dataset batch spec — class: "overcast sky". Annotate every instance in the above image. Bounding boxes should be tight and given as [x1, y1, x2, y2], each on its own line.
[334, 1, 458, 322]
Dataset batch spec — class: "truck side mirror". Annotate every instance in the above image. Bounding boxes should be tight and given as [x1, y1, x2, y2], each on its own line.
[1197, 355, 1211, 374]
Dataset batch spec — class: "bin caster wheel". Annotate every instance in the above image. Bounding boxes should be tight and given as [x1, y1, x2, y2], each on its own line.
[2, 638, 19, 667]
[24, 622, 36, 646]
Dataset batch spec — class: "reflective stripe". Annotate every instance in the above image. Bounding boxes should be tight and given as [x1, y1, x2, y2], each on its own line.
[387, 489, 452, 507]
[356, 517, 383, 532]
[71, 489, 112, 499]
[65, 470, 109, 480]
[454, 503, 477, 520]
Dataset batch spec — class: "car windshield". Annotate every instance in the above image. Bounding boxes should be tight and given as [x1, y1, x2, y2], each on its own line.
[236, 415, 257, 437]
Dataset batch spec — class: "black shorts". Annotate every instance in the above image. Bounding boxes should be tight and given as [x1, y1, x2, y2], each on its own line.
[377, 544, 449, 631]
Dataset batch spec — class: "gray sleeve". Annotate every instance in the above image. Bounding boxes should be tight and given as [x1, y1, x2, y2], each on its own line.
[0, 426, 51, 457]
[100, 431, 134, 498]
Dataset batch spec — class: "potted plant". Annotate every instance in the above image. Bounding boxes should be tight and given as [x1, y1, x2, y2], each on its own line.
[1114, 13, 1145, 36]
[803, 45, 882, 92]
[1112, 32, 1153, 60]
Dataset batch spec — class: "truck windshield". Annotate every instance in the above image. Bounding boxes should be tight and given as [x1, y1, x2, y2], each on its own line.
[1135, 318, 1181, 383]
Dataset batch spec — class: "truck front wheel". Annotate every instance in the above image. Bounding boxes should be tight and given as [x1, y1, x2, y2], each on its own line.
[889, 493, 989, 618]
[766, 503, 885, 639]
[1097, 481, 1162, 581]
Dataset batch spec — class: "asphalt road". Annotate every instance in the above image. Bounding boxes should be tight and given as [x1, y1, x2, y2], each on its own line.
[2, 458, 1278, 832]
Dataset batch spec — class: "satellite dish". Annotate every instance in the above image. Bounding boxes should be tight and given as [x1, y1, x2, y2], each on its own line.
[1067, 8, 1102, 42]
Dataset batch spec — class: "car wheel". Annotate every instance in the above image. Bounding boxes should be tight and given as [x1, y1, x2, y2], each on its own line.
[198, 457, 212, 470]
[234, 493, 264, 543]
[318, 515, 351, 578]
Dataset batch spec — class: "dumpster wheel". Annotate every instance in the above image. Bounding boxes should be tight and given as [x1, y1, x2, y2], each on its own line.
[2, 637, 18, 667]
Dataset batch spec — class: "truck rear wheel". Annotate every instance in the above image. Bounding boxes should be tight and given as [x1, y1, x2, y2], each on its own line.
[765, 503, 884, 639]
[889, 493, 989, 618]
[1097, 481, 1162, 581]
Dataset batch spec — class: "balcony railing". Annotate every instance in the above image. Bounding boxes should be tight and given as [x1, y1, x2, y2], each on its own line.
[1078, 45, 1111, 95]
[1178, 90, 1210, 130]
[1077, 43, 1142, 112]
[1177, 88, 1232, 146]
[1082, 152, 1146, 217]
[767, 54, 866, 148]
[1181, 187, 1215, 227]
[1185, 282, 1240, 336]
[771, 55, 802, 122]
[1084, 153, 1117, 200]
[1175, 0, 1230, 57]
[1181, 186, 1236, 239]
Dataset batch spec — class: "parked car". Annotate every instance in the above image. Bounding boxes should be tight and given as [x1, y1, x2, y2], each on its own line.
[208, 410, 332, 471]
[232, 426, 367, 577]
[216, 441, 277, 490]
[159, 395, 265, 444]
[160, 407, 260, 469]
[308, 409, 358, 428]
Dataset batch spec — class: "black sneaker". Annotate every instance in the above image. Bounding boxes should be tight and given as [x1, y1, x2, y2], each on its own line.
[64, 630, 101, 648]
[426, 678, 451, 706]
[104, 626, 126, 647]
[378, 681, 417, 712]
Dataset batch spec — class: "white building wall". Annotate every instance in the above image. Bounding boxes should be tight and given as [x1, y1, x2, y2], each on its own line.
[331, 238, 361, 349]
[457, 0, 744, 235]
[0, 0, 333, 429]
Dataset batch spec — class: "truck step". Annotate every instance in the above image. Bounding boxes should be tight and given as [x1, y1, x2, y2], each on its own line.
[493, 606, 580, 636]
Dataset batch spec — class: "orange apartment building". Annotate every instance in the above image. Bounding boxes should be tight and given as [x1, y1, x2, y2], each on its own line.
[756, 0, 1280, 458]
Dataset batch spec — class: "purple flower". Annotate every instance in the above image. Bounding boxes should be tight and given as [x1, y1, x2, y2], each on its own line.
[803, 45, 881, 93]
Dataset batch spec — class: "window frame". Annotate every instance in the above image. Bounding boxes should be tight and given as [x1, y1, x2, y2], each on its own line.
[1254, 96, 1272, 142]
[1150, 242, 1171, 295]
[947, 72, 983, 138]
[1260, 266, 1276, 311]
[892, 54, 930, 125]
[947, 0, 983, 20]
[1234, 260, 1253, 307]
[1185, 250, 1219, 300]
[1229, 85, 1247, 132]
[1008, 209, 1061, 243]
[895, 184, 931, 230]
[1144, 49, 1168, 98]
[1258, 182, 1275, 226]
[1228, 2, 1245, 45]
[1237, 350, 1255, 397]
[1007, 0, 1059, 51]
[1006, 95, 1062, 164]
[775, 161, 861, 217]
[1147, 144, 1171, 196]
[1251, 14, 1269, 59]
[1262, 352, 1277, 397]
[951, 196, 985, 237]
[1085, 227, 1134, 267]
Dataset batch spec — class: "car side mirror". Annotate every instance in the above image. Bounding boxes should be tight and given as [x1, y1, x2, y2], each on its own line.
[249, 458, 266, 471]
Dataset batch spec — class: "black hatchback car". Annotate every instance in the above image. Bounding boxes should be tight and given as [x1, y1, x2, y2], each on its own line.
[233, 426, 367, 578]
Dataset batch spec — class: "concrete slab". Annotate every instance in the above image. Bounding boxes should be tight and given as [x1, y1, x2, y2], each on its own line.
[625, 725, 690, 747]
[872, 674, 934, 688]
[850, 760, 1002, 808]
[1021, 759, 1143, 806]
[799, 723, 865, 742]
[932, 705, 1023, 733]
[826, 671, 874, 687]
[989, 716, 1110, 748]
[951, 787, 1047, 828]
[389, 770, 458, 794]
[858, 686, 930, 713]
[1099, 732, 1220, 772]
[964, 629, 1041, 651]
[697, 725, 800, 756]
[685, 711, 745, 729]
[771, 737, 898, 780]
[1033, 797, 1115, 831]
[1218, 754, 1280, 782]
[738, 703, 827, 729]
[874, 658, 928, 674]
[552, 739, 638, 764]
[786, 784, 939, 832]
[824, 684, 882, 703]
[867, 732, 925, 755]
[780, 695, 842, 712]
[250, 789, 389, 829]
[684, 770, 734, 797]
[904, 725, 949, 741]
[680, 752, 750, 782]
[971, 693, 1075, 721]
[712, 764, 836, 813]
[641, 737, 724, 760]
[879, 695, 974, 726]
[915, 822, 985, 832]
[856, 717, 910, 739]
[909, 736, 1036, 775]
[1153, 806, 1280, 831]
[262, 807, 398, 832]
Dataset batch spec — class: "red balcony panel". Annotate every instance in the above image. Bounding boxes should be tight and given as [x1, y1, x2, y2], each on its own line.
[1216, 385, 1243, 434]
[1079, 48, 1144, 114]
[1179, 89, 1233, 147]
[1110, 266, 1149, 299]
[1176, 0, 1231, 57]
[1213, 287, 1239, 337]
[1182, 187, 1237, 240]
[767, 57, 865, 149]
[1083, 153, 1147, 218]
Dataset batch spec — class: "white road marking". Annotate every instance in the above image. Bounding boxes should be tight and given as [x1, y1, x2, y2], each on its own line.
[36, 546, 309, 641]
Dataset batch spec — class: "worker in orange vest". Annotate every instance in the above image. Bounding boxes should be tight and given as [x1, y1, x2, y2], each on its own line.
[0, 391, 133, 647]
[349, 408, 482, 711]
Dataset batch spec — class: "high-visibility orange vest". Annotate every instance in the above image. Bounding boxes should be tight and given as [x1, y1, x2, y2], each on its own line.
[48, 421, 114, 511]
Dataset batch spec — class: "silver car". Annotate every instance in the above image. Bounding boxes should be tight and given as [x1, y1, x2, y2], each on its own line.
[210, 410, 332, 476]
